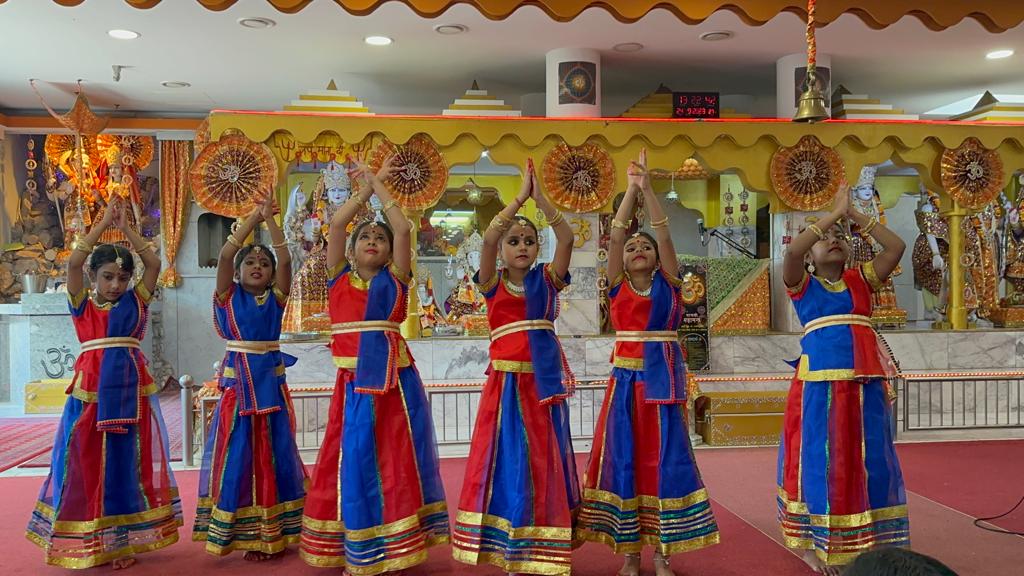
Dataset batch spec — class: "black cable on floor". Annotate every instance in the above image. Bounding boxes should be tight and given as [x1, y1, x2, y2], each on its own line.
[973, 494, 1024, 536]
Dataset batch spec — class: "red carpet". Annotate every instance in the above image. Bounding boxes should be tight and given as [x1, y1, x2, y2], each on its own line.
[896, 440, 1024, 534]
[0, 418, 58, 473]
[2, 443, 1021, 574]
[18, 392, 184, 467]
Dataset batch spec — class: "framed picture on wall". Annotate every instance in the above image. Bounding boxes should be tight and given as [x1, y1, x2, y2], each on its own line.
[558, 61, 597, 105]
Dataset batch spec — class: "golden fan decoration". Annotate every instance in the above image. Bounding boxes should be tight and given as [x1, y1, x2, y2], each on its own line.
[542, 142, 616, 213]
[368, 134, 448, 211]
[189, 134, 277, 218]
[96, 134, 155, 170]
[770, 135, 844, 211]
[44, 134, 99, 169]
[940, 137, 1004, 210]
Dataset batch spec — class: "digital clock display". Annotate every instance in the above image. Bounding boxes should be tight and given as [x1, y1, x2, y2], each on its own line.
[672, 92, 720, 119]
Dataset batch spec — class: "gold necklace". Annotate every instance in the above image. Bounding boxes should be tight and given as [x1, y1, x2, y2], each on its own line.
[502, 272, 525, 296]
[627, 276, 652, 297]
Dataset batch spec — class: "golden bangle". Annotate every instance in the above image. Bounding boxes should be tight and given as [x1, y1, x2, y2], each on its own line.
[862, 218, 878, 235]
[272, 241, 288, 249]
[72, 239, 94, 254]
[227, 234, 243, 248]
[611, 218, 630, 230]
[650, 216, 669, 228]
[546, 211, 565, 226]
[489, 215, 509, 230]
[807, 224, 826, 241]
[382, 200, 399, 212]
[135, 242, 154, 254]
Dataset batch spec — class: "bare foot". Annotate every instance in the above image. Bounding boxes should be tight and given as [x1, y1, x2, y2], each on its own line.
[618, 553, 641, 576]
[243, 550, 278, 562]
[112, 557, 136, 570]
[801, 550, 841, 575]
[653, 552, 676, 576]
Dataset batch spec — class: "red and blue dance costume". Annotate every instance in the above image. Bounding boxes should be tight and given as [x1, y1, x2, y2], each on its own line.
[579, 270, 719, 555]
[453, 265, 580, 575]
[26, 285, 182, 568]
[779, 263, 909, 566]
[300, 263, 448, 574]
[193, 283, 307, 555]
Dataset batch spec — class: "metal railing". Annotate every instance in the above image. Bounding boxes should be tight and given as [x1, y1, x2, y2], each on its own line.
[899, 372, 1024, 431]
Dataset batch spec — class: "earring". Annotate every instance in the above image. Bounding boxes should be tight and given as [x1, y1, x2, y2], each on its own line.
[807, 263, 816, 274]
[496, 257, 505, 269]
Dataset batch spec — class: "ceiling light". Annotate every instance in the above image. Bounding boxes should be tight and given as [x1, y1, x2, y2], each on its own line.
[986, 49, 1014, 60]
[613, 42, 644, 53]
[364, 36, 393, 46]
[434, 24, 468, 35]
[108, 29, 140, 40]
[237, 17, 276, 29]
[161, 81, 191, 88]
[699, 31, 733, 42]
[480, 149, 489, 158]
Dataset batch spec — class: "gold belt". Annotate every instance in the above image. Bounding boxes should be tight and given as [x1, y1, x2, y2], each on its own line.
[330, 321, 401, 335]
[803, 314, 873, 335]
[615, 330, 678, 343]
[489, 320, 554, 341]
[80, 337, 141, 352]
[225, 340, 280, 354]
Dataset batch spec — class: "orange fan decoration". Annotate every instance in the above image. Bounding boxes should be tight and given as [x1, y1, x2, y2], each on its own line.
[542, 142, 616, 213]
[770, 135, 844, 211]
[368, 134, 448, 211]
[97, 134, 155, 170]
[189, 134, 277, 218]
[940, 137, 1004, 210]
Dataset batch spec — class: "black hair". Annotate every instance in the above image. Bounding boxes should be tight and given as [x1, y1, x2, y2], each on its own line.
[349, 220, 395, 253]
[233, 244, 277, 276]
[625, 231, 661, 262]
[844, 549, 957, 576]
[90, 244, 135, 274]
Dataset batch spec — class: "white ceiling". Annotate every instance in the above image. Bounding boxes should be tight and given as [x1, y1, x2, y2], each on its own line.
[0, 0, 1021, 118]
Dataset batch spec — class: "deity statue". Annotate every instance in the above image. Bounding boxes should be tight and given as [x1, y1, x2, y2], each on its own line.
[912, 186, 948, 320]
[850, 166, 907, 327]
[444, 229, 486, 323]
[417, 269, 441, 336]
[284, 183, 311, 271]
[1002, 192, 1024, 307]
[962, 203, 1000, 319]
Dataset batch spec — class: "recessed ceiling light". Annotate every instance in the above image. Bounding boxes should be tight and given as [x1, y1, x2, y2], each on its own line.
[434, 24, 468, 35]
[986, 49, 1014, 60]
[237, 17, 276, 29]
[108, 29, 140, 40]
[161, 81, 191, 88]
[699, 31, 734, 42]
[364, 36, 393, 46]
[613, 42, 644, 53]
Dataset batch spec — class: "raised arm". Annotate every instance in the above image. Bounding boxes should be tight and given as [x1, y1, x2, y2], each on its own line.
[66, 196, 117, 297]
[531, 159, 572, 279]
[850, 207, 906, 282]
[479, 160, 533, 287]
[261, 196, 292, 296]
[636, 150, 678, 278]
[325, 160, 372, 271]
[782, 182, 849, 288]
[115, 203, 161, 294]
[217, 203, 262, 296]
[356, 156, 408, 276]
[607, 182, 639, 283]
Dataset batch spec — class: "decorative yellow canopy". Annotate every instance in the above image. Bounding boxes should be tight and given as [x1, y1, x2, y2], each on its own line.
[7, 0, 1022, 31]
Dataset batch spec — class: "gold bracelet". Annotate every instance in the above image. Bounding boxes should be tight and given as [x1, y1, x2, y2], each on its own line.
[382, 200, 399, 213]
[272, 241, 288, 249]
[611, 218, 630, 230]
[807, 224, 826, 241]
[135, 242, 154, 254]
[227, 234, 243, 248]
[650, 216, 669, 229]
[72, 239, 94, 254]
[489, 215, 509, 230]
[862, 218, 878, 235]
[546, 211, 565, 226]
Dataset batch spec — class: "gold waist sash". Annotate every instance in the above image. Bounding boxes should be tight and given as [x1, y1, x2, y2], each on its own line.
[803, 314, 873, 335]
[615, 330, 679, 343]
[225, 340, 280, 354]
[490, 319, 555, 341]
[79, 337, 141, 353]
[330, 321, 401, 335]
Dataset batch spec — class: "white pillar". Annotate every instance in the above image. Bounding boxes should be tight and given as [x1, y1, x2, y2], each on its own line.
[776, 52, 832, 119]
[546, 48, 601, 118]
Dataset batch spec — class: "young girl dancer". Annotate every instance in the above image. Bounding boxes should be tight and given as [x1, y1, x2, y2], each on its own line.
[300, 157, 449, 574]
[27, 197, 181, 569]
[578, 150, 719, 576]
[193, 194, 307, 560]
[452, 159, 579, 575]
[779, 182, 908, 575]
